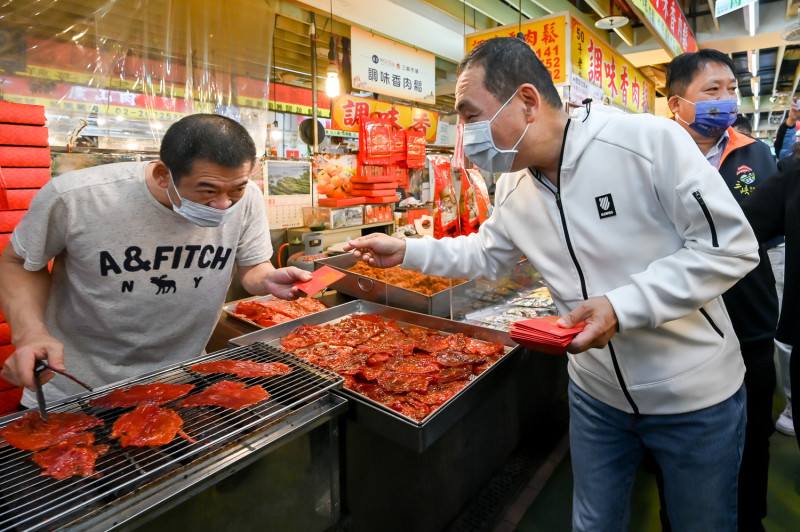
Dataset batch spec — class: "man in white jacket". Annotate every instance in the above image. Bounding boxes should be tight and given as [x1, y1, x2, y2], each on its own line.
[344, 37, 759, 531]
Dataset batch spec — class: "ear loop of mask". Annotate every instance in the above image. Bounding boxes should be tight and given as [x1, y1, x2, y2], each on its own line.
[490, 87, 521, 123]
[674, 96, 694, 126]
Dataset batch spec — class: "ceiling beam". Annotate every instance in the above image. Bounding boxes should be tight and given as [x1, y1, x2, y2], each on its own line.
[773, 45, 787, 95]
[706, 0, 720, 32]
[460, 0, 520, 25]
[294, 0, 466, 62]
[620, 2, 789, 67]
[416, 0, 492, 31]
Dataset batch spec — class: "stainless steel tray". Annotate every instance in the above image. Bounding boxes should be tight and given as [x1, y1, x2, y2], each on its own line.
[313, 253, 473, 317]
[230, 300, 520, 452]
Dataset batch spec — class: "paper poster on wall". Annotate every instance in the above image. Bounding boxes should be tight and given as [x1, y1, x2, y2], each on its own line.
[264, 160, 312, 228]
[313, 154, 357, 198]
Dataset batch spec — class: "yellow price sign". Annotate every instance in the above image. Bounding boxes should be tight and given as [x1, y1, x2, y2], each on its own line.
[465, 15, 568, 84]
[570, 17, 655, 114]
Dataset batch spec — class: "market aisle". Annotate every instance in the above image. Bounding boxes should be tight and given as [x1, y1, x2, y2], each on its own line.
[506, 420, 800, 531]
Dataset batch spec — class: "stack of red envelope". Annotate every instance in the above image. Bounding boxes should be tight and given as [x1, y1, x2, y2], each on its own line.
[510, 316, 586, 354]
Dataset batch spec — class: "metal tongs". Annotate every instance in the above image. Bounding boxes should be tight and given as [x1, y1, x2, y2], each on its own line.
[33, 360, 94, 422]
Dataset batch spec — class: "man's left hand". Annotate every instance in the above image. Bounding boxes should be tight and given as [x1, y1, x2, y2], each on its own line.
[261, 266, 312, 300]
[557, 296, 619, 353]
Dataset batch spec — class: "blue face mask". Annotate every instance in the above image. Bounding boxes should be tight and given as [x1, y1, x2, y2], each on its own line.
[676, 96, 738, 138]
[166, 170, 242, 227]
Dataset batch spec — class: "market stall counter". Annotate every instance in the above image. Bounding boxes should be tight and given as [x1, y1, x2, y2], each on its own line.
[222, 268, 567, 532]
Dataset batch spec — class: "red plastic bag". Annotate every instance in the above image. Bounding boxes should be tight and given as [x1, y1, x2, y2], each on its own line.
[358, 117, 393, 166]
[405, 130, 426, 168]
[460, 168, 491, 235]
[391, 129, 406, 164]
[428, 155, 459, 239]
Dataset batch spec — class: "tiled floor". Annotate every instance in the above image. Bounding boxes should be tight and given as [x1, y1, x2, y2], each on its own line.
[500, 402, 800, 532]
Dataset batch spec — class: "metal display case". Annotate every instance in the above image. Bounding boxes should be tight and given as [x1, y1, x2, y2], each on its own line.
[312, 253, 473, 317]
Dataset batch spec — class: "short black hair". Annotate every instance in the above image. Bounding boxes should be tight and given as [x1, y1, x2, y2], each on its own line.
[160, 114, 256, 183]
[732, 114, 752, 134]
[457, 37, 562, 109]
[666, 49, 736, 98]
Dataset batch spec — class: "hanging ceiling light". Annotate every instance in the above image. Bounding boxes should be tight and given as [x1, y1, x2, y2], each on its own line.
[326, 62, 339, 98]
[325, 0, 340, 98]
[595, 1, 629, 30]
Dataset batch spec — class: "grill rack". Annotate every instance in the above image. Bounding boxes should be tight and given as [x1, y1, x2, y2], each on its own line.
[0, 342, 342, 532]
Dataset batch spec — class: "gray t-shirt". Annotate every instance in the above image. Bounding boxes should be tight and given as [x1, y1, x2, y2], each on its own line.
[11, 161, 273, 405]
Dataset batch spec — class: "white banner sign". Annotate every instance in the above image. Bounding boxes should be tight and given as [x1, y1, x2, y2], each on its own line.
[714, 0, 757, 18]
[350, 26, 436, 104]
[569, 73, 606, 107]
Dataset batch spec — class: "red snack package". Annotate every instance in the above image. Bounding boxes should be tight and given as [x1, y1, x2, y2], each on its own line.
[428, 155, 459, 239]
[406, 130, 426, 168]
[391, 129, 406, 164]
[460, 168, 492, 235]
[358, 117, 393, 166]
[387, 164, 409, 187]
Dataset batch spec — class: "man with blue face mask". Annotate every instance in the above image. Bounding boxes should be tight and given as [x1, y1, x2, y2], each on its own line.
[344, 37, 761, 531]
[0, 114, 312, 405]
[667, 50, 779, 532]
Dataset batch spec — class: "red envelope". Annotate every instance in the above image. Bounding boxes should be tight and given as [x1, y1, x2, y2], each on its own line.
[512, 316, 586, 337]
[509, 316, 586, 354]
[294, 265, 345, 295]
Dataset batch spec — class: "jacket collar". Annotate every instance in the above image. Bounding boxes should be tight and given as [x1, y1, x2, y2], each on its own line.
[719, 127, 756, 167]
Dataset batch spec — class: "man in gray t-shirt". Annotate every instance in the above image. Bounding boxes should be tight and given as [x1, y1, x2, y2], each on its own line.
[0, 114, 311, 405]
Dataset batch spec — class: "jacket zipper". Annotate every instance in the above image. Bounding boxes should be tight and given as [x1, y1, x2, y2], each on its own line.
[699, 307, 724, 338]
[692, 191, 719, 247]
[533, 119, 640, 414]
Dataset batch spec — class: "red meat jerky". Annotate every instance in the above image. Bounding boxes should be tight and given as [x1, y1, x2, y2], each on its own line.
[1, 412, 104, 451]
[89, 382, 195, 408]
[178, 381, 270, 410]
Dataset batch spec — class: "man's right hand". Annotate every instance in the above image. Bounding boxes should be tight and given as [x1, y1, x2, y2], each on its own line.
[342, 233, 407, 268]
[2, 333, 65, 391]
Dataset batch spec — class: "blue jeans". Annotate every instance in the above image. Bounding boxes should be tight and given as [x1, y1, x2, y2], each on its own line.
[569, 379, 746, 532]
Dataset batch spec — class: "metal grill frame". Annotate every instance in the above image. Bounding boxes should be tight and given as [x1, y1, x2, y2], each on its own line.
[0, 343, 343, 532]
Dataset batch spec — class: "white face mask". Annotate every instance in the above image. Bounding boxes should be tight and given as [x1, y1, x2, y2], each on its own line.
[166, 170, 243, 227]
[462, 87, 530, 174]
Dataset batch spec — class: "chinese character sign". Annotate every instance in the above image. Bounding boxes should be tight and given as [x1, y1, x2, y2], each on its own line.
[571, 18, 655, 114]
[350, 26, 436, 104]
[465, 15, 568, 84]
[331, 94, 439, 142]
[630, 0, 697, 57]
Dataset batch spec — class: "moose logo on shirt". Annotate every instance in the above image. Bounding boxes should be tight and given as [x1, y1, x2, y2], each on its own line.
[150, 275, 177, 294]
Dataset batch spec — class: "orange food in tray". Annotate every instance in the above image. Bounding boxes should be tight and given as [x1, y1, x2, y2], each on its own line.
[346, 262, 467, 296]
[279, 314, 506, 422]
[232, 297, 327, 327]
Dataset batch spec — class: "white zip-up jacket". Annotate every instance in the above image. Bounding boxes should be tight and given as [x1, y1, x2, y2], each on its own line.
[403, 108, 760, 415]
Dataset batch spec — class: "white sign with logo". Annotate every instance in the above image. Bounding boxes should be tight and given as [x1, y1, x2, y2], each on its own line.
[714, 0, 757, 18]
[350, 26, 436, 104]
[569, 73, 606, 107]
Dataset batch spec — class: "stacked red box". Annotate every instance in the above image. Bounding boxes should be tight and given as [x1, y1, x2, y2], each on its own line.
[0, 102, 49, 415]
[350, 174, 400, 205]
